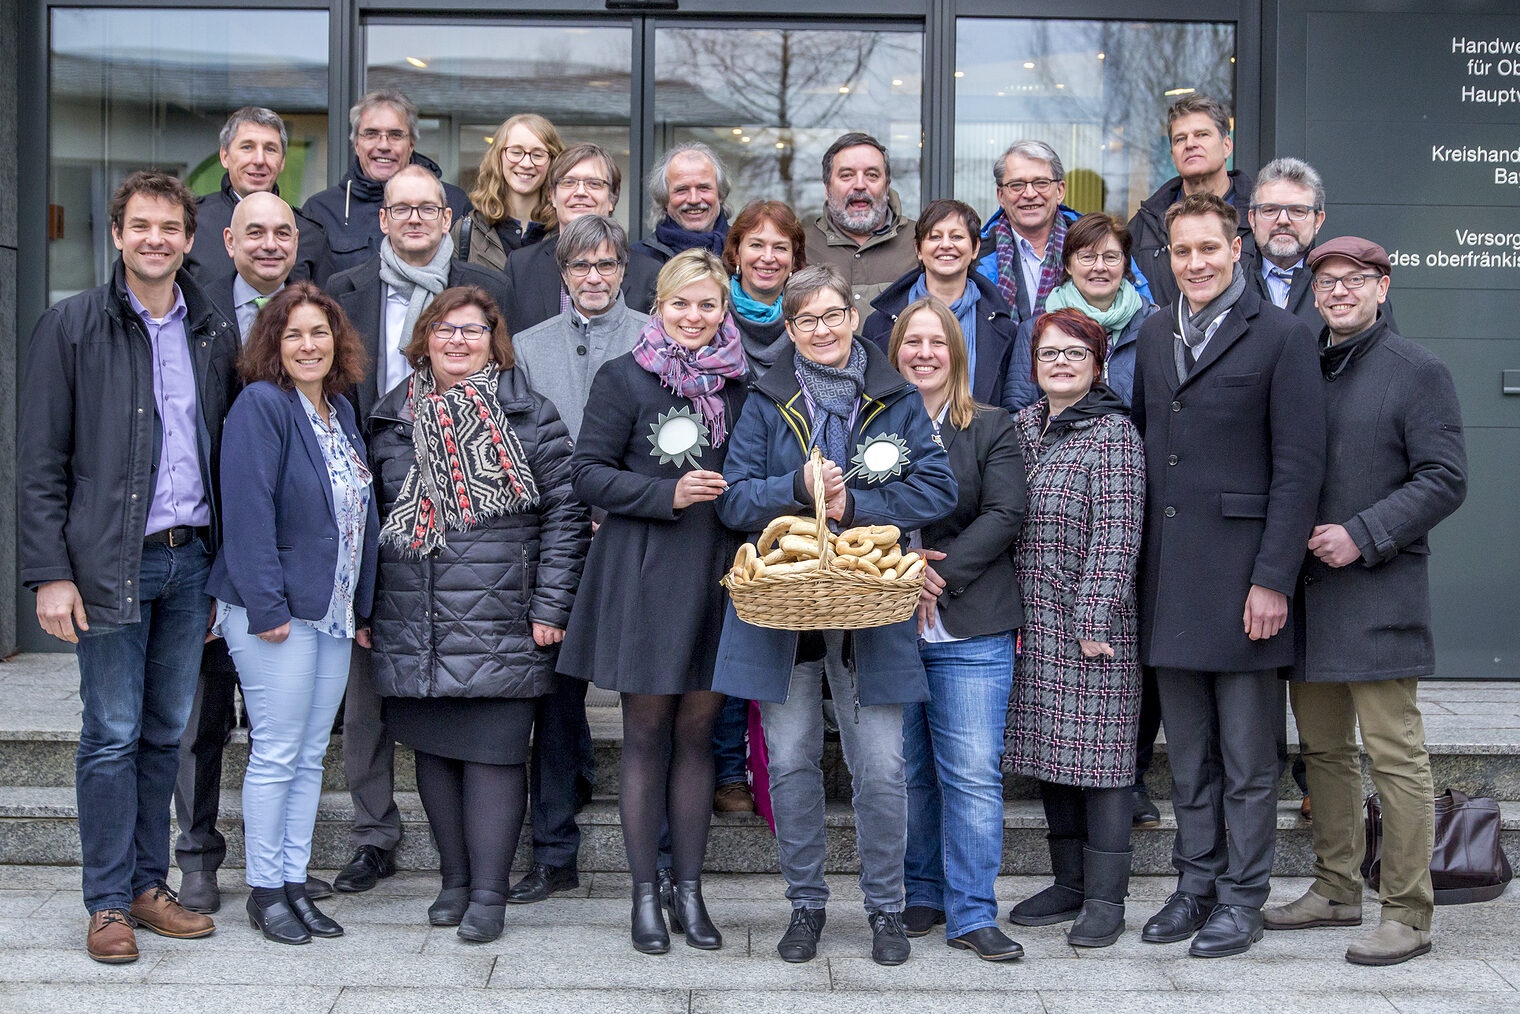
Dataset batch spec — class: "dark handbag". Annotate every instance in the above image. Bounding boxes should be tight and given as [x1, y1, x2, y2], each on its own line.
[1363, 789, 1513, 904]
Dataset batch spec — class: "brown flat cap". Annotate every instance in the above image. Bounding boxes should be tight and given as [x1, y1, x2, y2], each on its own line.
[1306, 235, 1391, 274]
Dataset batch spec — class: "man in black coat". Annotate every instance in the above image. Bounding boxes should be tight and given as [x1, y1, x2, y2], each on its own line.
[1265, 237, 1466, 966]
[502, 142, 658, 337]
[184, 107, 332, 287]
[1130, 193, 1326, 958]
[20, 171, 238, 962]
[322, 165, 507, 893]
[1127, 94, 1256, 310]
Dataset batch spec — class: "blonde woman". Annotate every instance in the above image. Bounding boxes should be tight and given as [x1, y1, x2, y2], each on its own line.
[452, 113, 564, 272]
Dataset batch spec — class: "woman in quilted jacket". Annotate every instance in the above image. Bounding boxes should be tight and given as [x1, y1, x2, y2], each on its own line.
[365, 286, 591, 944]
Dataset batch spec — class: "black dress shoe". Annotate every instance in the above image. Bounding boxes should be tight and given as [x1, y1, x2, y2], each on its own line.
[1132, 786, 1161, 829]
[246, 895, 310, 945]
[177, 871, 220, 914]
[1189, 904, 1264, 958]
[666, 880, 722, 950]
[506, 863, 579, 904]
[428, 887, 471, 927]
[868, 910, 911, 966]
[305, 876, 334, 900]
[333, 845, 395, 893]
[903, 905, 946, 937]
[287, 892, 344, 938]
[948, 925, 1024, 961]
[631, 882, 670, 954]
[1142, 891, 1215, 944]
[777, 906, 825, 963]
[457, 901, 507, 943]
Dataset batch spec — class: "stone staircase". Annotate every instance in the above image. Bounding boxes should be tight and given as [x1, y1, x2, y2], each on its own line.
[2, 653, 1517, 875]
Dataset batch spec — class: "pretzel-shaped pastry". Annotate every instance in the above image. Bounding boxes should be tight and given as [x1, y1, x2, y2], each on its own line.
[833, 536, 876, 558]
[779, 534, 823, 558]
[837, 525, 900, 548]
[765, 558, 821, 577]
[832, 555, 882, 576]
[876, 546, 902, 570]
[758, 516, 810, 554]
[899, 555, 926, 581]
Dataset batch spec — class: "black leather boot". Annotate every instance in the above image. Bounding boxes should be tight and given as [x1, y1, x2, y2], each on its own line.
[246, 894, 310, 945]
[428, 887, 471, 927]
[631, 882, 670, 954]
[667, 880, 722, 950]
[457, 899, 507, 943]
[1067, 848, 1130, 947]
[1008, 835, 1084, 925]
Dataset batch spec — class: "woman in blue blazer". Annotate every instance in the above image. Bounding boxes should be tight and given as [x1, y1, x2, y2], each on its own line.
[206, 282, 378, 945]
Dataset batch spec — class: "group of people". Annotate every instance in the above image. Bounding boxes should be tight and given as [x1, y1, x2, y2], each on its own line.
[20, 87, 1468, 973]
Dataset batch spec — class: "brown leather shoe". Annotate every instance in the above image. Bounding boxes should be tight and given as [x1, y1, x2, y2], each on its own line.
[1301, 794, 1312, 821]
[130, 884, 215, 939]
[713, 782, 757, 814]
[87, 909, 139, 963]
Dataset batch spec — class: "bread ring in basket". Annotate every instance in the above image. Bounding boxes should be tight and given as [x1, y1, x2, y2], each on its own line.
[832, 555, 882, 576]
[758, 516, 810, 553]
[834, 536, 875, 558]
[779, 534, 823, 558]
[838, 525, 900, 548]
[877, 547, 903, 570]
[764, 558, 821, 577]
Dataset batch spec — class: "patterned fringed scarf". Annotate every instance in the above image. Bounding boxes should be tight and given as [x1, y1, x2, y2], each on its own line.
[993, 212, 1067, 314]
[379, 365, 539, 558]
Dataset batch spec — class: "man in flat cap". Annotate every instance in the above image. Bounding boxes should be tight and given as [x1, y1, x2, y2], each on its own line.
[1264, 236, 1467, 966]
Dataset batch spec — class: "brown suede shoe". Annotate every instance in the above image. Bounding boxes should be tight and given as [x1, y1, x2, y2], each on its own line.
[129, 884, 215, 939]
[87, 909, 139, 964]
[713, 782, 757, 814]
[1300, 794, 1312, 821]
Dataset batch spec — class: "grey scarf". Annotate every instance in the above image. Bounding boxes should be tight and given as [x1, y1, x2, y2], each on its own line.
[1174, 263, 1245, 381]
[795, 340, 868, 467]
[379, 232, 455, 354]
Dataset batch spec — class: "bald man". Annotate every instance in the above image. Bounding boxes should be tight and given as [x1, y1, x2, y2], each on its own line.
[201, 191, 301, 341]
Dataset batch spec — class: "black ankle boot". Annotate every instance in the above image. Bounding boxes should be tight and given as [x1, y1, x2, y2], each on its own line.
[1009, 835, 1084, 926]
[631, 882, 670, 954]
[457, 893, 507, 943]
[428, 887, 471, 927]
[1067, 847, 1131, 948]
[246, 893, 310, 945]
[668, 880, 722, 950]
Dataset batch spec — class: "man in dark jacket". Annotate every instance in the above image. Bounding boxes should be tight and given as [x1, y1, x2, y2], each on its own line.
[1127, 94, 1256, 309]
[185, 106, 332, 287]
[1130, 193, 1326, 958]
[502, 143, 658, 336]
[632, 141, 731, 263]
[303, 89, 470, 275]
[20, 171, 238, 963]
[1264, 237, 1466, 966]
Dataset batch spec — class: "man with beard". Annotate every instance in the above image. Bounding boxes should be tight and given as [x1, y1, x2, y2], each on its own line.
[634, 142, 731, 263]
[803, 132, 918, 314]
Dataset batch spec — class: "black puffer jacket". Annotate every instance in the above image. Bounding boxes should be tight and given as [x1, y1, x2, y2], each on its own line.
[365, 365, 590, 700]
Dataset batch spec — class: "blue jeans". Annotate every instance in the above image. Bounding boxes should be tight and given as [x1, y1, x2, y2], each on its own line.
[222, 606, 351, 888]
[74, 539, 211, 913]
[903, 632, 1014, 938]
[712, 694, 750, 787]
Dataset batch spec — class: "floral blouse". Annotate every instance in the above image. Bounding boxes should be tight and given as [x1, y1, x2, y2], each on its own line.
[298, 390, 373, 638]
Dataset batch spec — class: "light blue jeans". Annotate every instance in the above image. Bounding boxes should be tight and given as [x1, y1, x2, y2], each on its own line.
[903, 631, 1014, 937]
[222, 605, 351, 889]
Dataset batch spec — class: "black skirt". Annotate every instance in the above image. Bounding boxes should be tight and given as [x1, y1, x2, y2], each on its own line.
[385, 696, 537, 765]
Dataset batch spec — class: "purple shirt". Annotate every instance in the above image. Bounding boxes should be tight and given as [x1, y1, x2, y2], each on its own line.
[128, 285, 210, 534]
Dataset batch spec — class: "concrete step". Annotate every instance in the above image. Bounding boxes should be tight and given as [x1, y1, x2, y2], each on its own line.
[3, 785, 1517, 877]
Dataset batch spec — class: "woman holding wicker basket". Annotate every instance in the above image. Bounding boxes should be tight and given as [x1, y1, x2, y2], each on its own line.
[713, 264, 957, 968]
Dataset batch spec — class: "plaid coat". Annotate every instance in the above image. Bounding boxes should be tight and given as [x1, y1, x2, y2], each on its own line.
[1004, 402, 1145, 788]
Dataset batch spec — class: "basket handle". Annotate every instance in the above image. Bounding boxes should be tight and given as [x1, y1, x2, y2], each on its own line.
[809, 448, 833, 568]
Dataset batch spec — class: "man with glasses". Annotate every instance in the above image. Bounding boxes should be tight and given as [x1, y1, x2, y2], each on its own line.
[1128, 95, 1257, 309]
[804, 132, 919, 314]
[322, 164, 507, 894]
[186, 107, 333, 287]
[503, 143, 659, 335]
[634, 142, 732, 264]
[1264, 236, 1464, 967]
[1130, 192, 1324, 959]
[304, 89, 471, 275]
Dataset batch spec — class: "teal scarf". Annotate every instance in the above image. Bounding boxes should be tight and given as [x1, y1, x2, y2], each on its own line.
[1042, 279, 1143, 335]
[729, 275, 784, 325]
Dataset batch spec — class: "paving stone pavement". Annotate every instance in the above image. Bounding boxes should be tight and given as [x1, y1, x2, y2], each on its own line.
[1, 866, 1516, 1012]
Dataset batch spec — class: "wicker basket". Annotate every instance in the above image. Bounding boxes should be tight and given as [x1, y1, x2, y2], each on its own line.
[723, 450, 924, 631]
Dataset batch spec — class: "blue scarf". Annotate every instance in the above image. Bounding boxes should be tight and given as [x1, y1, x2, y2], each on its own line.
[907, 274, 981, 378]
[729, 275, 784, 324]
[653, 210, 730, 257]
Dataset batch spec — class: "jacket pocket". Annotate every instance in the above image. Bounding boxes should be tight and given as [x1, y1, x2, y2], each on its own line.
[1216, 372, 1262, 388]
[1220, 492, 1269, 518]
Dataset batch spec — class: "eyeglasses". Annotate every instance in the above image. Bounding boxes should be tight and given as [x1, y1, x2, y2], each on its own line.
[555, 176, 611, 194]
[383, 203, 444, 221]
[1249, 203, 1321, 222]
[787, 307, 850, 332]
[564, 258, 623, 278]
[1035, 346, 1091, 363]
[504, 145, 550, 167]
[998, 177, 1057, 194]
[357, 128, 409, 144]
[427, 322, 491, 340]
[1311, 271, 1382, 292]
[1074, 250, 1124, 267]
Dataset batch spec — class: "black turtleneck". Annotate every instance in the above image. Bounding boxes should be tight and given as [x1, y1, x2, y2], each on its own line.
[1040, 383, 1128, 448]
[1320, 315, 1390, 382]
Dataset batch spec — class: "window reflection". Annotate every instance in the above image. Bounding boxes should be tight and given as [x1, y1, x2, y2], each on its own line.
[48, 7, 329, 301]
[654, 27, 923, 224]
[954, 19, 1235, 221]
